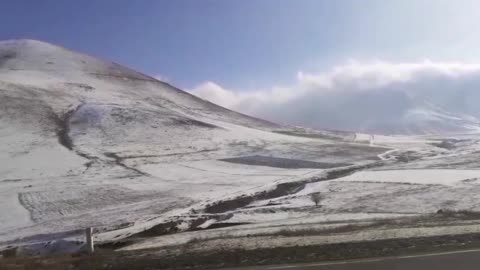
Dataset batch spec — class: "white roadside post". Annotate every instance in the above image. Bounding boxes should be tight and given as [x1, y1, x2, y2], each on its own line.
[85, 227, 94, 254]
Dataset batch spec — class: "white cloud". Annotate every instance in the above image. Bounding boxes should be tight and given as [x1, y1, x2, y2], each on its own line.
[189, 82, 240, 108]
[189, 61, 480, 133]
[153, 74, 170, 82]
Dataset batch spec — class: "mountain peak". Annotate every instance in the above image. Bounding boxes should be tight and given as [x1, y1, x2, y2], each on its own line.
[0, 39, 67, 54]
[0, 38, 53, 45]
[0, 38, 159, 84]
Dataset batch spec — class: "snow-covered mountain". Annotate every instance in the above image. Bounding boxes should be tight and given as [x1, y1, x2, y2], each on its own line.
[255, 87, 480, 135]
[337, 89, 480, 135]
[4, 40, 480, 256]
[0, 39, 280, 166]
[1, 40, 384, 247]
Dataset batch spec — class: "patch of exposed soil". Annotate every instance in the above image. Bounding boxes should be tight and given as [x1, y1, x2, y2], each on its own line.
[220, 155, 351, 169]
[103, 152, 149, 176]
[169, 118, 220, 129]
[132, 213, 235, 239]
[51, 107, 79, 151]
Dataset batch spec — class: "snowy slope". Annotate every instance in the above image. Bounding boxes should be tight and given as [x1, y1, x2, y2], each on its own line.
[3, 40, 480, 255]
[0, 40, 391, 247]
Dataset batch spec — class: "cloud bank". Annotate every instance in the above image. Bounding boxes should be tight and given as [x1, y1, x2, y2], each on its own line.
[190, 61, 480, 134]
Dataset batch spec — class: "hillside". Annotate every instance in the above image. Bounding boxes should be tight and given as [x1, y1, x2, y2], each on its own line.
[0, 40, 385, 248]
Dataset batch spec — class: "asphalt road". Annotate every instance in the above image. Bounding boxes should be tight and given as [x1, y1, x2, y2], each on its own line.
[223, 249, 480, 270]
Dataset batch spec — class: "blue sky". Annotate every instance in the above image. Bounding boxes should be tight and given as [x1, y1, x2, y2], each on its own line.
[2, 0, 480, 91]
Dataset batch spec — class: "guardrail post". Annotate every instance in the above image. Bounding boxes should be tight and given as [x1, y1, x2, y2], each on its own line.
[85, 227, 94, 254]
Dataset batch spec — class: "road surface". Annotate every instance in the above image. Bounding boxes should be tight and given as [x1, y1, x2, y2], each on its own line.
[223, 248, 480, 270]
